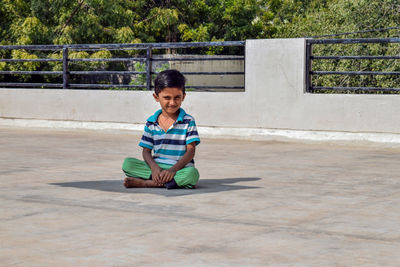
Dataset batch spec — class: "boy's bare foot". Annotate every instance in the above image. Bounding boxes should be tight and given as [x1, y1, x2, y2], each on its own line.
[124, 177, 164, 188]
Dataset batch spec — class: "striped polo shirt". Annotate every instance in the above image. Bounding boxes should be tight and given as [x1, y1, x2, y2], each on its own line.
[139, 108, 200, 167]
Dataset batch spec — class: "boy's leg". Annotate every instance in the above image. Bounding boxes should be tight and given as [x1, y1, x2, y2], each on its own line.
[122, 158, 199, 189]
[122, 157, 162, 188]
[165, 167, 200, 189]
[122, 157, 152, 179]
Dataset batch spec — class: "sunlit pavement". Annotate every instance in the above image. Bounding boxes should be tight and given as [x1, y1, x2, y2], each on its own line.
[1, 126, 400, 266]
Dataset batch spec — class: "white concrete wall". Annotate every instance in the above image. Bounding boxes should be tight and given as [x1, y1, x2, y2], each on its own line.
[1, 38, 400, 139]
[169, 55, 244, 89]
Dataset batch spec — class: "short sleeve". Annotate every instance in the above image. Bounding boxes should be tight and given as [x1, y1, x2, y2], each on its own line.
[186, 119, 200, 146]
[139, 122, 154, 150]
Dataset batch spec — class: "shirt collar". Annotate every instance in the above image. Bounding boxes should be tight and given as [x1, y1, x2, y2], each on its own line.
[147, 108, 186, 123]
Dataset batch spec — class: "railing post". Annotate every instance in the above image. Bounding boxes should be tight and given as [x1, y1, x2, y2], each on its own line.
[62, 47, 69, 89]
[146, 47, 152, 91]
[305, 40, 312, 93]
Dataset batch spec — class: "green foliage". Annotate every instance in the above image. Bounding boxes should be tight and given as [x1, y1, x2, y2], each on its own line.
[116, 27, 135, 44]
[54, 25, 74, 45]
[130, 62, 147, 86]
[275, 0, 398, 39]
[15, 17, 49, 45]
[9, 50, 40, 71]
[274, 0, 400, 93]
[48, 52, 63, 71]
[179, 24, 209, 42]
[1, 0, 139, 44]
[130, 62, 170, 86]
[0, 0, 278, 45]
[90, 49, 112, 69]
[8, 49, 40, 81]
[309, 42, 400, 92]
[68, 50, 90, 71]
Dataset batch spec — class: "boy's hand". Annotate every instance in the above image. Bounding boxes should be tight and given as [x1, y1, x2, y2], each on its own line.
[143, 148, 164, 186]
[151, 166, 163, 185]
[159, 168, 177, 183]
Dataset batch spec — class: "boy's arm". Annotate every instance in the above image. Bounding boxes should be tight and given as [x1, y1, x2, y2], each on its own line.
[142, 147, 163, 184]
[159, 142, 196, 183]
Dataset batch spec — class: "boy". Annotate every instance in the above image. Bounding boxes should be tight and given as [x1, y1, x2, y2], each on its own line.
[122, 69, 200, 189]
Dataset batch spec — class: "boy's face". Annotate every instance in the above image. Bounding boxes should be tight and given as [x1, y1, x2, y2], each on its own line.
[153, 87, 185, 116]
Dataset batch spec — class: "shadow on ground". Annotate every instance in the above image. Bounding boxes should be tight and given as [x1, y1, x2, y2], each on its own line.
[51, 177, 261, 196]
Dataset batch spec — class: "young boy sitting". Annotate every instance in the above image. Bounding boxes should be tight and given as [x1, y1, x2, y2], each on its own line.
[122, 69, 200, 189]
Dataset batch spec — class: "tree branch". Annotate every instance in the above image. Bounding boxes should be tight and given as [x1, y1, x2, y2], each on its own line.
[56, 0, 86, 36]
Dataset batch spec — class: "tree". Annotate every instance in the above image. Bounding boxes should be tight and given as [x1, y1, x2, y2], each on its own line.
[0, 0, 138, 45]
[273, 0, 400, 92]
[274, 0, 399, 39]
[0, 0, 282, 45]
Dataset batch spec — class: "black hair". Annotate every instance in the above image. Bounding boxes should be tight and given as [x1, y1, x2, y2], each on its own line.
[154, 69, 186, 95]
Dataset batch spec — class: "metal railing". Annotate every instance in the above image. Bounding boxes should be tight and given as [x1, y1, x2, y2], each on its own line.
[305, 38, 400, 93]
[0, 41, 245, 91]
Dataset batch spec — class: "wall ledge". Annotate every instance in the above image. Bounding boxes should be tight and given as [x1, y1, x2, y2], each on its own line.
[2, 118, 400, 147]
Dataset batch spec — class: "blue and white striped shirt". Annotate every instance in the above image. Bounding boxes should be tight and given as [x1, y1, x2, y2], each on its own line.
[139, 108, 200, 167]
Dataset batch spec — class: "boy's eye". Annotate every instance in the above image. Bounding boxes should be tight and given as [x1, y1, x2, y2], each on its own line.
[163, 96, 181, 100]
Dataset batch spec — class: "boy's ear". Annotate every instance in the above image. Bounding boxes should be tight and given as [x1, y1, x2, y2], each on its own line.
[182, 92, 186, 101]
[153, 93, 159, 102]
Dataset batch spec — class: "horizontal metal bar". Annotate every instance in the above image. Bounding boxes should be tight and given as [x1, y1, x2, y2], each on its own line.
[70, 40, 244, 50]
[0, 57, 244, 63]
[0, 71, 62, 75]
[152, 57, 244, 62]
[148, 41, 245, 49]
[185, 86, 245, 89]
[311, 71, 400, 75]
[180, 72, 244, 75]
[0, 83, 244, 90]
[150, 71, 244, 75]
[0, 58, 62, 62]
[307, 38, 400, 44]
[311, 86, 400, 92]
[0, 82, 63, 88]
[312, 56, 400, 60]
[69, 71, 145, 75]
[68, 84, 244, 89]
[69, 58, 146, 62]
[0, 45, 63, 51]
[0, 41, 245, 51]
[69, 83, 146, 88]
[71, 56, 241, 63]
[70, 47, 148, 52]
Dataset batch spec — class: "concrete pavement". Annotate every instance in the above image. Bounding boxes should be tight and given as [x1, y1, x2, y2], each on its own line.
[1, 126, 400, 266]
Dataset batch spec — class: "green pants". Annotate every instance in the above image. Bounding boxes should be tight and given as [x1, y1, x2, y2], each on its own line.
[122, 157, 199, 189]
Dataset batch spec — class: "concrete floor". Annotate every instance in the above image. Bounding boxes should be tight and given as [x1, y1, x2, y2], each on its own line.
[1, 126, 400, 266]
